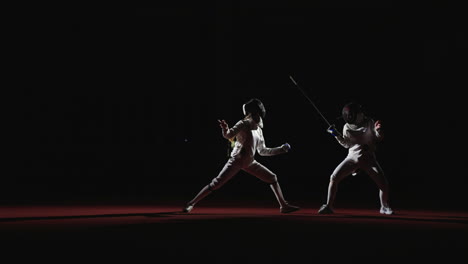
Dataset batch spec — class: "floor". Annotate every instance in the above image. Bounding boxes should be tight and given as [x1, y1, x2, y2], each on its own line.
[1, 201, 467, 263]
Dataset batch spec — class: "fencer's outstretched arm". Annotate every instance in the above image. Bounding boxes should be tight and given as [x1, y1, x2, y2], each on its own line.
[256, 128, 290, 156]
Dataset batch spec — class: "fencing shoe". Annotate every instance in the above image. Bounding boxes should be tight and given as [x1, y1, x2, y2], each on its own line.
[183, 203, 194, 213]
[380, 206, 394, 215]
[318, 204, 334, 214]
[280, 203, 300, 213]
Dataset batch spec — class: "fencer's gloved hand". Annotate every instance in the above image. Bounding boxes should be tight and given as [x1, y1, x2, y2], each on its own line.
[282, 143, 291, 152]
[327, 125, 339, 137]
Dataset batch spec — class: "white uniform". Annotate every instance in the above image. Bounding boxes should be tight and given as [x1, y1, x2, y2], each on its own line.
[331, 118, 387, 187]
[209, 117, 287, 190]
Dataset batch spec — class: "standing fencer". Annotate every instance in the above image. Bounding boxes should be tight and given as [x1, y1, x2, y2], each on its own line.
[183, 98, 300, 214]
[318, 102, 393, 215]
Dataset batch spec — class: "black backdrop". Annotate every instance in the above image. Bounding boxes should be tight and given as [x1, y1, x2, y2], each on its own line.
[14, 6, 467, 210]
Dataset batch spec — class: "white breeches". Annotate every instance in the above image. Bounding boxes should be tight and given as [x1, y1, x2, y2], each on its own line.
[209, 157, 278, 190]
[330, 156, 388, 189]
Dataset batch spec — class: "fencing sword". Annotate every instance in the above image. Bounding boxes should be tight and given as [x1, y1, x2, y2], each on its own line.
[289, 75, 357, 175]
[289, 75, 332, 128]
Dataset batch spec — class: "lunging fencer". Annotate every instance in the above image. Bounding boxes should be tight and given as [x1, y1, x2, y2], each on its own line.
[318, 102, 393, 215]
[183, 98, 300, 214]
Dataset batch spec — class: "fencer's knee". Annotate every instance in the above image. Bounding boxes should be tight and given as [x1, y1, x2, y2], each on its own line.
[266, 173, 278, 184]
[208, 182, 219, 191]
[330, 171, 348, 183]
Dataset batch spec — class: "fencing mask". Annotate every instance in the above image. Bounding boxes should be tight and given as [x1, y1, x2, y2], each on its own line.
[342, 102, 365, 125]
[242, 98, 266, 119]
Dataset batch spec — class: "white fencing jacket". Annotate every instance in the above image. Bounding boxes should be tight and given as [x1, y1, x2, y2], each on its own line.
[336, 118, 383, 160]
[222, 117, 286, 164]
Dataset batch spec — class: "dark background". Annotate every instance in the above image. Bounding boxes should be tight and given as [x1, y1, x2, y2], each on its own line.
[14, 5, 467, 210]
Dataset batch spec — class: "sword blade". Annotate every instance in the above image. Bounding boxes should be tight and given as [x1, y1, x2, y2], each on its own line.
[289, 75, 332, 127]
